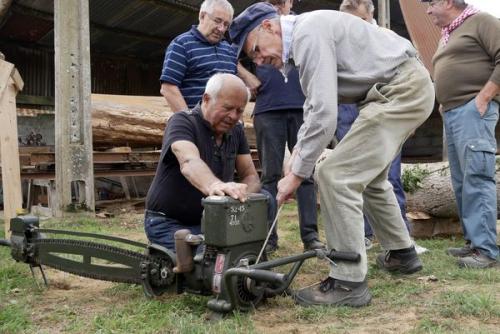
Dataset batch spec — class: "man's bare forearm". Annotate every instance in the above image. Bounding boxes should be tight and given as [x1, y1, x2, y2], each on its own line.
[240, 174, 261, 193]
[237, 62, 261, 97]
[160, 83, 189, 112]
[179, 157, 221, 195]
[478, 80, 500, 103]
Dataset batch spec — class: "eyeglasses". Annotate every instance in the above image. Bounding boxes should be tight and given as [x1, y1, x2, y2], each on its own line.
[206, 12, 231, 29]
[249, 26, 263, 60]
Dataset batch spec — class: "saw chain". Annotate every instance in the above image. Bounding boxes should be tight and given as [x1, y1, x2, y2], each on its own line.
[33, 238, 150, 284]
[3, 221, 176, 294]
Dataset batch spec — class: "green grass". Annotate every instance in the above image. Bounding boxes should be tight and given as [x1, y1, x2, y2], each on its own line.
[438, 291, 500, 319]
[0, 303, 32, 333]
[1, 209, 499, 333]
[1, 223, 36, 333]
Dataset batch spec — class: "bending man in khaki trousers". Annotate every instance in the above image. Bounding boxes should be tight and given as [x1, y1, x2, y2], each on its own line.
[230, 3, 435, 307]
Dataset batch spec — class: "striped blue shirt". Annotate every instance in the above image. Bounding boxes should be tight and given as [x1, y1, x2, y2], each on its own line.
[160, 26, 238, 108]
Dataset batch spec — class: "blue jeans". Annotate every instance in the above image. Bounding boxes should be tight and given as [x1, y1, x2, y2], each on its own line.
[254, 109, 319, 246]
[144, 210, 202, 252]
[337, 104, 410, 238]
[444, 98, 499, 260]
[144, 189, 277, 252]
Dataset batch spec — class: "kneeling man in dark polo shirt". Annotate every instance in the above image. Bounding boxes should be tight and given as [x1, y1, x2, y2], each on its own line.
[145, 73, 268, 252]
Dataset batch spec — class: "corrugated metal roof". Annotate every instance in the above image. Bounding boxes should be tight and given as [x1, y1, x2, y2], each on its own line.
[0, 12, 52, 42]
[399, 0, 441, 77]
[4, 0, 344, 61]
[3, 0, 432, 98]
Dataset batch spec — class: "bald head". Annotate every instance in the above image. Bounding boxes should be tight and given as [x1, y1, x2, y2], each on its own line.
[202, 73, 250, 136]
[205, 73, 250, 103]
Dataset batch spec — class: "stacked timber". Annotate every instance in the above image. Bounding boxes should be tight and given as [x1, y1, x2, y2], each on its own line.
[91, 94, 256, 149]
[402, 159, 500, 237]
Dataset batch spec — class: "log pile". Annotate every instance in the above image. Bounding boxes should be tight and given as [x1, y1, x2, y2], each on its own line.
[402, 159, 500, 237]
[91, 94, 256, 149]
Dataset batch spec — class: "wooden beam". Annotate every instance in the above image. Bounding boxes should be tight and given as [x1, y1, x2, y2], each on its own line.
[378, 0, 391, 29]
[120, 176, 131, 200]
[54, 0, 95, 216]
[0, 60, 23, 238]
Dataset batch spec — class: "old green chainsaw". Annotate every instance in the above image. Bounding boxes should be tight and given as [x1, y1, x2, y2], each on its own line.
[0, 193, 359, 314]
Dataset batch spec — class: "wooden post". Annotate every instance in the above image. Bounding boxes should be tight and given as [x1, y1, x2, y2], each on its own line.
[378, 0, 391, 29]
[54, 0, 95, 216]
[0, 59, 24, 238]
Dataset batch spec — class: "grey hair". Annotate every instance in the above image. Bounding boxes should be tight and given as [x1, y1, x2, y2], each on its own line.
[339, 0, 375, 14]
[200, 0, 234, 18]
[266, 0, 289, 5]
[452, 0, 467, 9]
[205, 73, 250, 103]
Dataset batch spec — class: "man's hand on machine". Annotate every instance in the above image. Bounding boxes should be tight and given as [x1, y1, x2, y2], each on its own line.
[208, 181, 249, 202]
[277, 173, 303, 206]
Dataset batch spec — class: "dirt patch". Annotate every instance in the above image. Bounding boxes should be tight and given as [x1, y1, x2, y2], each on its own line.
[29, 268, 128, 332]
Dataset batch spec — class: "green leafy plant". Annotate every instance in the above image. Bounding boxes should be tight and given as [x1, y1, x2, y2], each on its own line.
[402, 165, 430, 193]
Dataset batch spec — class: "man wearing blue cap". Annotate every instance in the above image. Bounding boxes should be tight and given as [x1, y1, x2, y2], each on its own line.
[230, 3, 435, 307]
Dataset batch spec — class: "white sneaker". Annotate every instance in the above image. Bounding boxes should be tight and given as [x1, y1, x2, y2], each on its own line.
[412, 239, 428, 255]
[364, 237, 373, 250]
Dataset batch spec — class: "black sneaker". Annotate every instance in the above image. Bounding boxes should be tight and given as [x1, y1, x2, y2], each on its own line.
[265, 243, 278, 254]
[303, 239, 326, 252]
[377, 246, 423, 274]
[294, 277, 372, 307]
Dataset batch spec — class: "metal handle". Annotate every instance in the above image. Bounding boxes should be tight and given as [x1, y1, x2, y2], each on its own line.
[0, 239, 11, 247]
[328, 250, 360, 262]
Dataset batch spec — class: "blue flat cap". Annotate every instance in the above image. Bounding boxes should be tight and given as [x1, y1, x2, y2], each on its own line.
[229, 2, 278, 57]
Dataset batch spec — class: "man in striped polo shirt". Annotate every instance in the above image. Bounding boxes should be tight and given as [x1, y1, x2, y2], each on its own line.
[160, 0, 238, 112]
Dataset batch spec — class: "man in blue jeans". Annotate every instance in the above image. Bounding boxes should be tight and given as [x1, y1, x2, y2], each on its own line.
[145, 73, 275, 252]
[426, 0, 499, 268]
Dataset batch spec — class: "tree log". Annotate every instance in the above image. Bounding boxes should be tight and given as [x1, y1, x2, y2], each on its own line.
[402, 158, 500, 219]
[90, 94, 256, 148]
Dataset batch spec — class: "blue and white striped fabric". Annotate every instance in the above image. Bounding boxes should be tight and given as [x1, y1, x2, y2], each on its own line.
[160, 26, 238, 108]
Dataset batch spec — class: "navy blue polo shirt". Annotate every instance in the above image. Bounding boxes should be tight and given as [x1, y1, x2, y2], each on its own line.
[253, 65, 305, 115]
[145, 105, 250, 226]
[160, 26, 238, 109]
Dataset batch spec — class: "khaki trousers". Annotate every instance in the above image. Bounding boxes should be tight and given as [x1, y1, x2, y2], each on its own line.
[315, 58, 435, 281]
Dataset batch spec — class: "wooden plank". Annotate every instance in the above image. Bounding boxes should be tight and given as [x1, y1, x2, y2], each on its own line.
[120, 176, 131, 200]
[0, 60, 14, 98]
[0, 61, 23, 238]
[19, 146, 55, 154]
[11, 68, 24, 91]
[25, 151, 161, 165]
